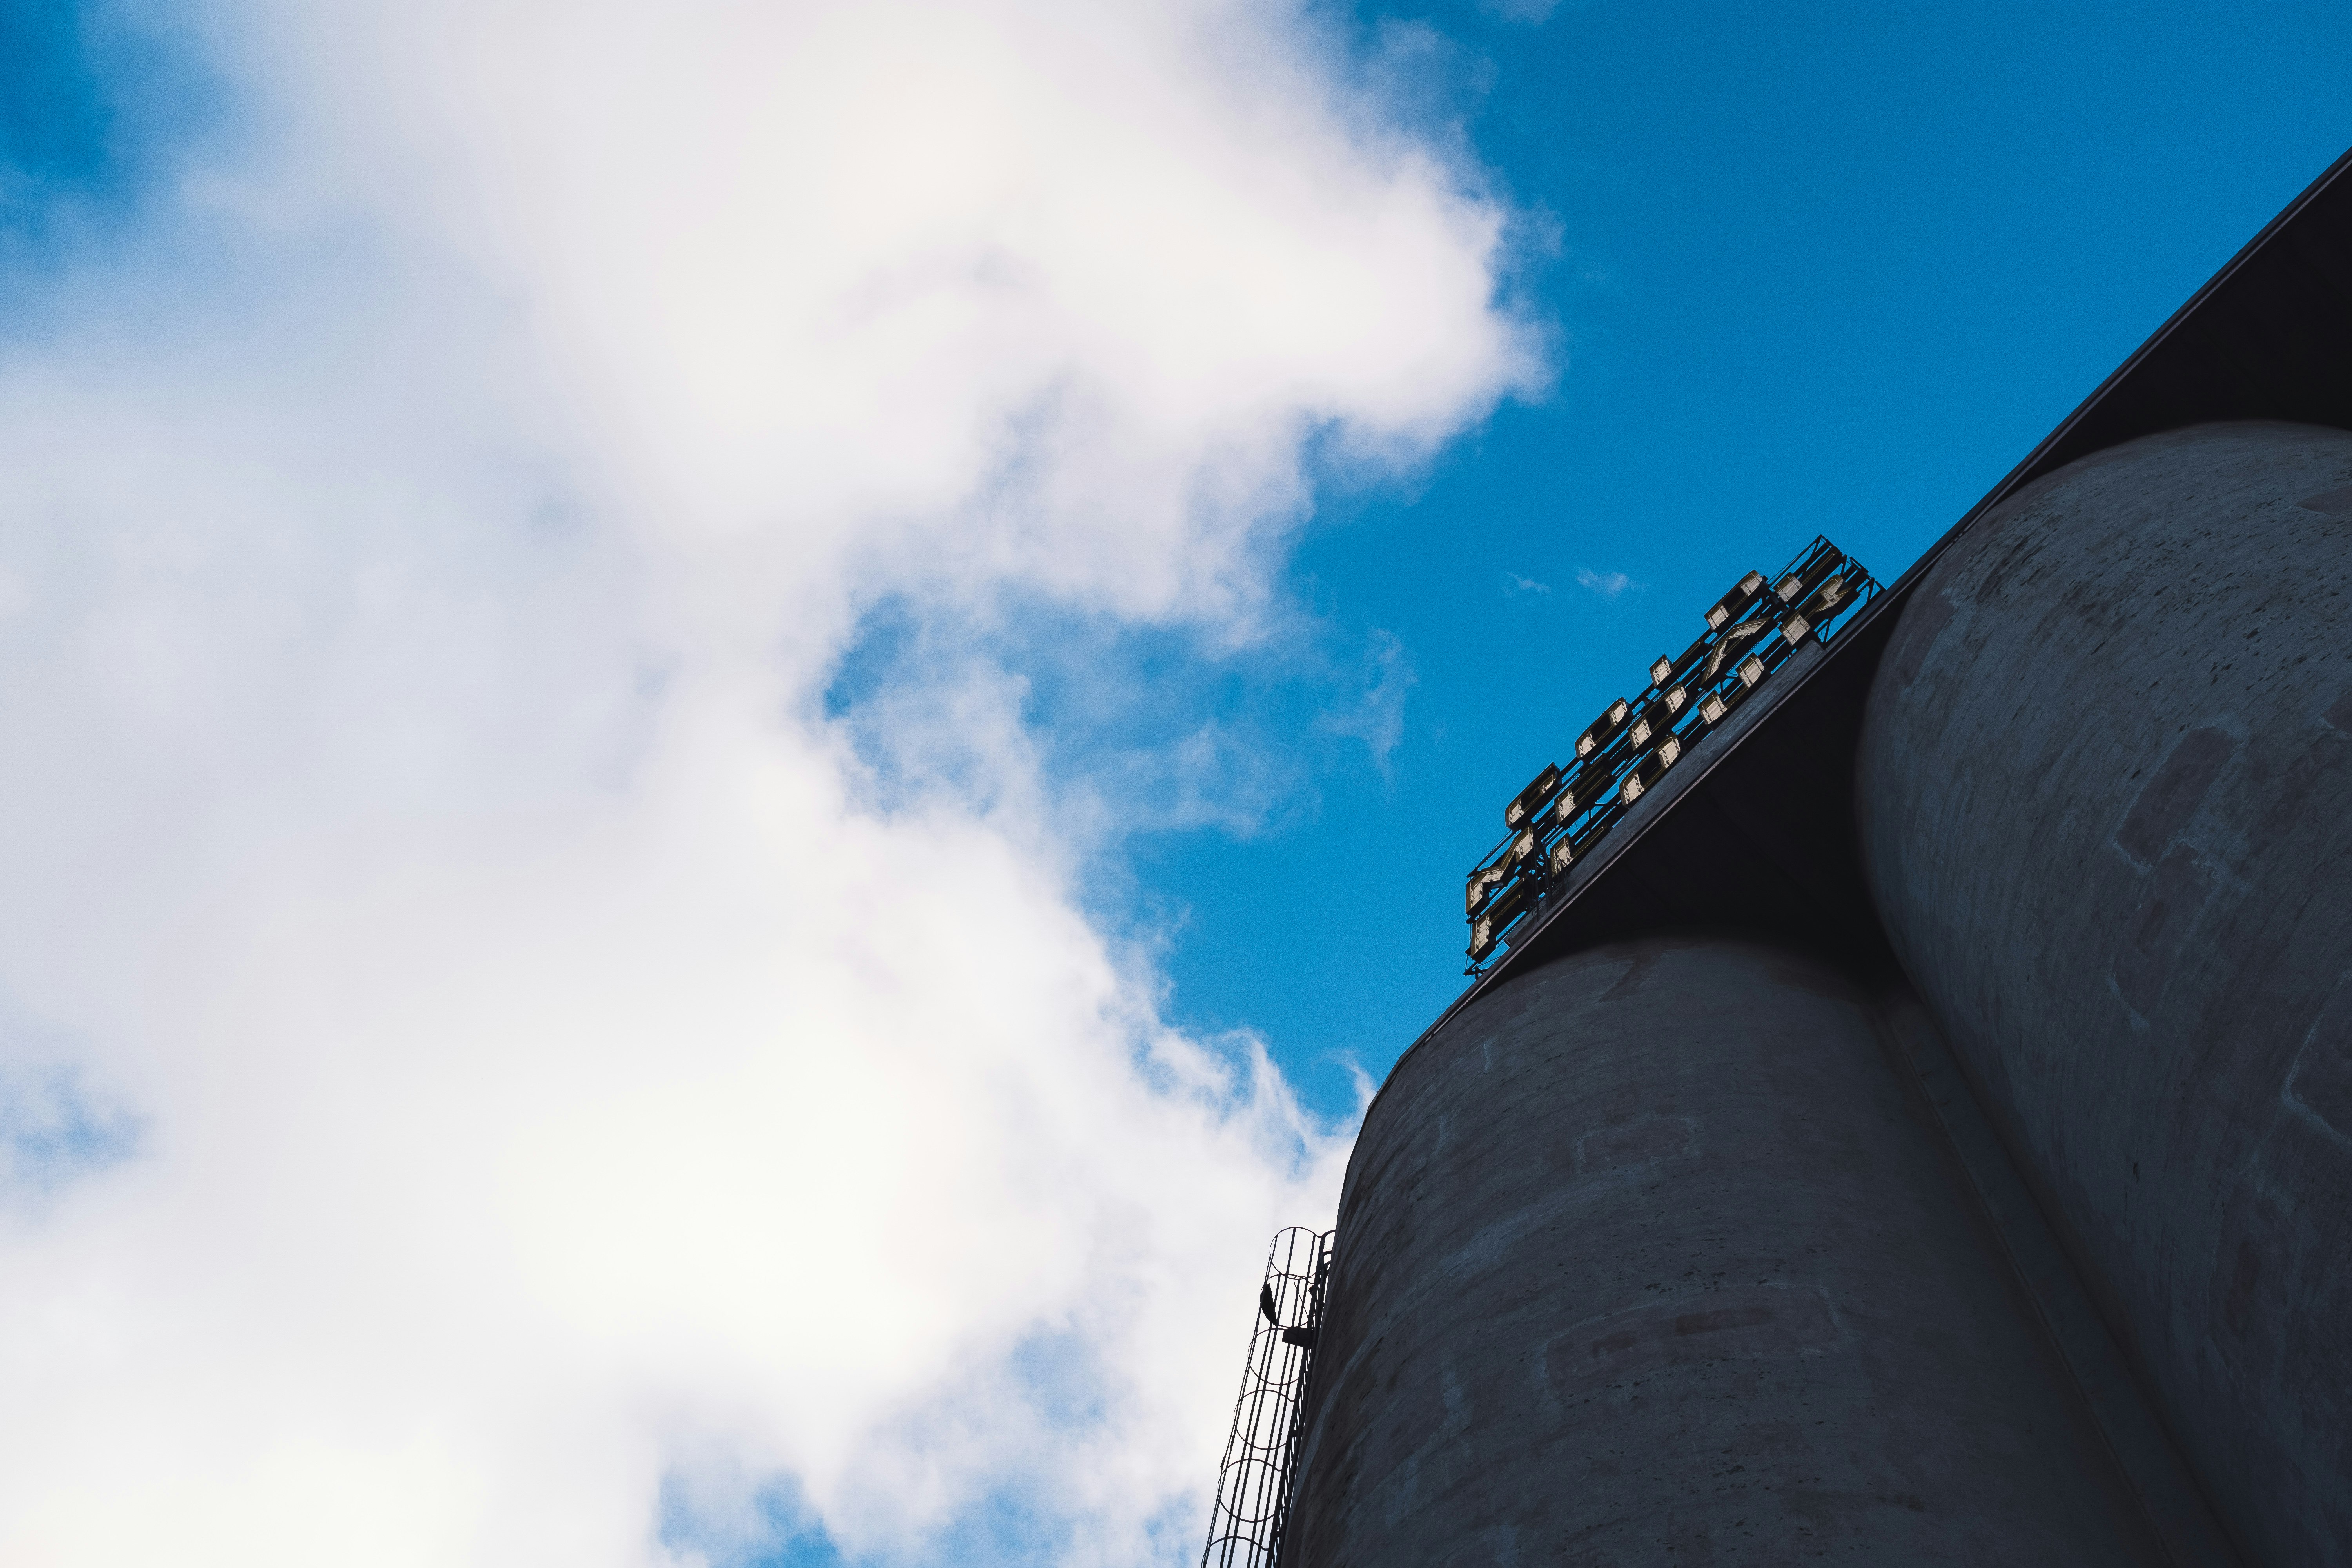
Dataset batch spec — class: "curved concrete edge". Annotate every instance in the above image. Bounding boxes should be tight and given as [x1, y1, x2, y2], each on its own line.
[1873, 985, 2245, 1568]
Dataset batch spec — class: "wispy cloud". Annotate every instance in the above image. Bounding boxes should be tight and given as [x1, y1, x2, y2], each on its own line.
[1502, 571, 1552, 597]
[1575, 567, 1640, 599]
[1317, 630, 1417, 775]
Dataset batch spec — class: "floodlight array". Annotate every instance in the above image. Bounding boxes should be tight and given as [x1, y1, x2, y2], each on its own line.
[1462, 536, 1878, 971]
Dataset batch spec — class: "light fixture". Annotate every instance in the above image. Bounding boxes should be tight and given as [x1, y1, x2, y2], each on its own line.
[1548, 837, 1573, 876]
[1698, 657, 1769, 726]
[1774, 546, 1845, 607]
[1574, 698, 1630, 759]
[1503, 762, 1563, 828]
[1469, 878, 1534, 958]
[1781, 613, 1812, 645]
[1659, 632, 1712, 688]
[1619, 747, 1673, 804]
[1465, 858, 1508, 915]
[1800, 572, 1855, 622]
[1470, 913, 1497, 959]
[1705, 570, 1767, 630]
[1702, 612, 1776, 681]
[1628, 692, 1686, 749]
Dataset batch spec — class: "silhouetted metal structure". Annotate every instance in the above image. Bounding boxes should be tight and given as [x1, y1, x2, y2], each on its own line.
[1462, 535, 1880, 969]
[1199, 1227, 1330, 1568]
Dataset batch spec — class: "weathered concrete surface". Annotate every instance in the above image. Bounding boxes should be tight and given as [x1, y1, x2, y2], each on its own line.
[1858, 421, 2352, 1568]
[1282, 938, 2162, 1567]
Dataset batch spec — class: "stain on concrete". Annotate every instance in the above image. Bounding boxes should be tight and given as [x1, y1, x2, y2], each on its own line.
[1573, 1114, 1698, 1173]
[2112, 848, 2216, 1016]
[2221, 1241, 2262, 1338]
[1890, 589, 1959, 689]
[2116, 727, 2234, 865]
[2283, 972, 2352, 1151]
[1599, 949, 1660, 1003]
[1574, 1286, 1840, 1378]
[2326, 689, 2352, 733]
[2294, 483, 2352, 516]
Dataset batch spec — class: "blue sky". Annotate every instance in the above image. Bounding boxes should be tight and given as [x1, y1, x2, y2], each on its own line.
[1131, 0, 2352, 1117]
[0, 2, 2347, 1564]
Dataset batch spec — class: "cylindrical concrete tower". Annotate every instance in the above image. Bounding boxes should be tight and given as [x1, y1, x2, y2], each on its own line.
[1280, 937, 2164, 1565]
[1858, 421, 2352, 1567]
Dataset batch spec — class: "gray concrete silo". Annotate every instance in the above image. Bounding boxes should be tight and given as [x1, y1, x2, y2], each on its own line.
[1280, 938, 2167, 1566]
[1213, 151, 2352, 1568]
[1857, 421, 2352, 1568]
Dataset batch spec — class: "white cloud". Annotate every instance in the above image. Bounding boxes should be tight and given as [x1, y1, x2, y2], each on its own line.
[0, 2, 1536, 1566]
[1575, 566, 1637, 598]
[1503, 570, 1552, 595]
[1314, 628, 1417, 773]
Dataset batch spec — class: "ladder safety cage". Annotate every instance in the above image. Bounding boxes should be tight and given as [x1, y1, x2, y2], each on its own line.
[1200, 1227, 1334, 1568]
[1461, 536, 1880, 972]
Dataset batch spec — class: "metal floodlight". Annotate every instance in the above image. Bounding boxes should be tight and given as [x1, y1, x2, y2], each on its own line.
[1619, 745, 1675, 805]
[1701, 611, 1776, 681]
[1574, 698, 1631, 759]
[1800, 572, 1858, 623]
[1628, 691, 1684, 748]
[1552, 772, 1587, 825]
[1559, 752, 1617, 820]
[1548, 837, 1573, 876]
[1781, 613, 1813, 645]
[1658, 733, 1683, 767]
[1465, 857, 1509, 915]
[1700, 661, 1766, 723]
[1659, 632, 1711, 689]
[1774, 546, 1846, 607]
[1503, 762, 1563, 829]
[1705, 570, 1767, 630]
[1649, 653, 1675, 686]
[1470, 911, 1497, 960]
[1469, 879, 1534, 958]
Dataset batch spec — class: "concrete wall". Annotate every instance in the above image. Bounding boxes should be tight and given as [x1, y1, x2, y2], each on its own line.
[1858, 421, 2352, 1568]
[1281, 937, 2162, 1567]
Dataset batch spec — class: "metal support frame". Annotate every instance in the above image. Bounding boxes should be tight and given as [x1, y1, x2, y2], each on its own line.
[1200, 1227, 1333, 1568]
[1463, 536, 1880, 973]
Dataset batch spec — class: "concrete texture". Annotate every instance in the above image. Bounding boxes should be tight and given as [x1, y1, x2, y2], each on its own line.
[1281, 938, 2163, 1567]
[1858, 421, 2352, 1568]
